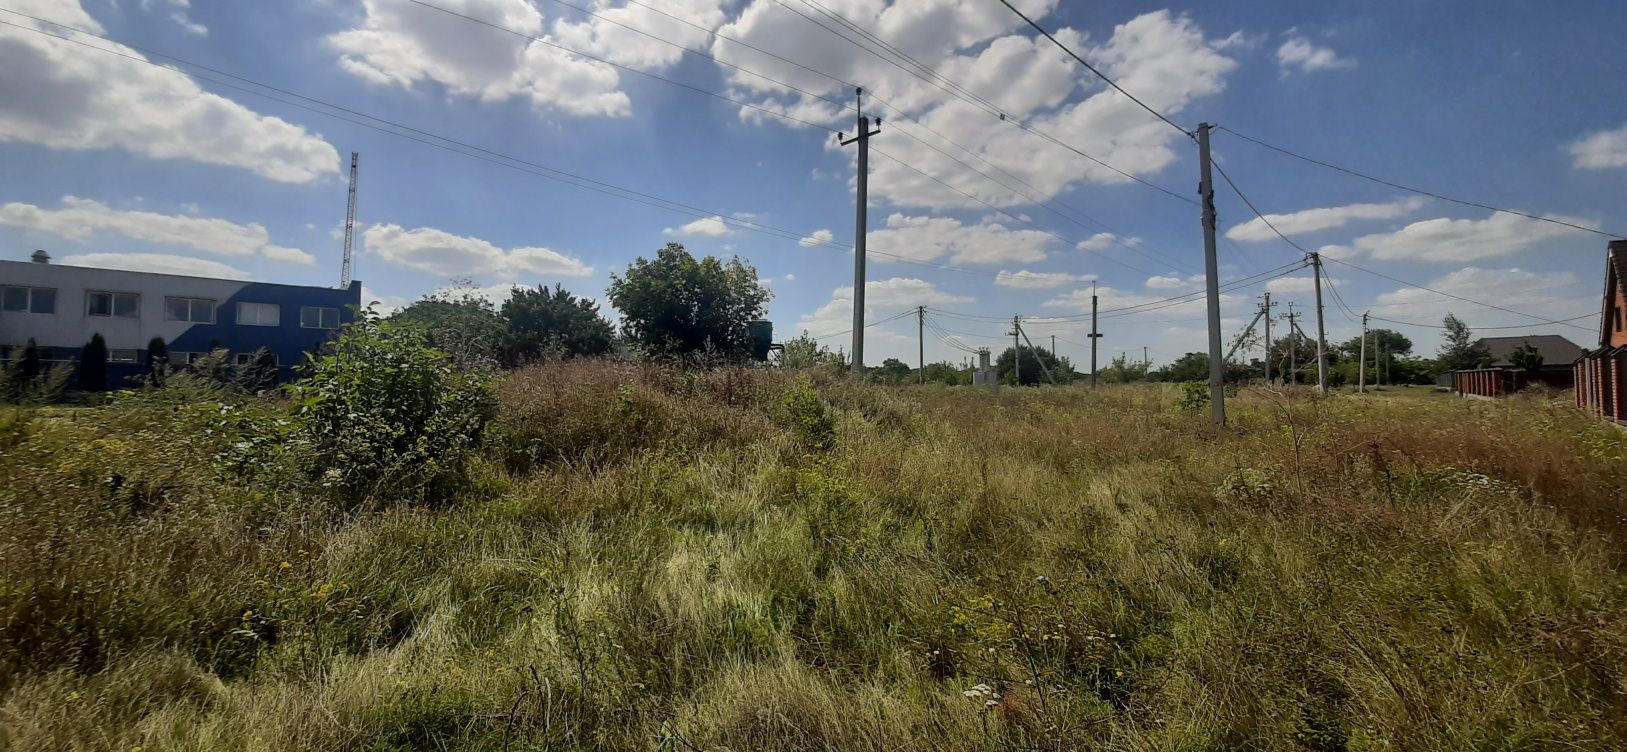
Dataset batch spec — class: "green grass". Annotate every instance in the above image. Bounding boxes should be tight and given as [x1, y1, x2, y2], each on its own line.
[4, 366, 1627, 750]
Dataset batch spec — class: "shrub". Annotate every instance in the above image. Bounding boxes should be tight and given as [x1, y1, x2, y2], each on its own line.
[1175, 381, 1210, 411]
[779, 376, 835, 451]
[288, 309, 495, 503]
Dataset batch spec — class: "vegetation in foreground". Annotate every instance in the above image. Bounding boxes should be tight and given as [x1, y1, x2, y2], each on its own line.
[4, 335, 1627, 749]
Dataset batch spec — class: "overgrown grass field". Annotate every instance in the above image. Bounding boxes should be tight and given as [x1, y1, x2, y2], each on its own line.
[4, 362, 1627, 750]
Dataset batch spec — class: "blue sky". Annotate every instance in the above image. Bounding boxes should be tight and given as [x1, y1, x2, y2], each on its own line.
[3, 0, 1624, 367]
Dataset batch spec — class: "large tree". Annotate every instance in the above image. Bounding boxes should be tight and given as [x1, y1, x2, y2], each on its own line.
[995, 345, 1070, 386]
[501, 283, 614, 361]
[390, 281, 509, 370]
[608, 243, 770, 357]
[1436, 313, 1492, 372]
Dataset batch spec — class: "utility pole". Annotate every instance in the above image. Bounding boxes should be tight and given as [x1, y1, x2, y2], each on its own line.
[1285, 303, 1299, 385]
[1196, 123, 1225, 424]
[1050, 333, 1056, 358]
[1011, 315, 1021, 386]
[1089, 281, 1102, 388]
[341, 151, 359, 289]
[1358, 311, 1369, 393]
[1018, 321, 1059, 385]
[839, 88, 881, 376]
[917, 305, 925, 384]
[1311, 252, 1329, 393]
[1143, 346, 1148, 369]
[1261, 292, 1274, 384]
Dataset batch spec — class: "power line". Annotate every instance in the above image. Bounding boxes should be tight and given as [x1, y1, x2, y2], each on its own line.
[1324, 256, 1596, 333]
[1368, 312, 1596, 331]
[807, 307, 916, 341]
[0, 12, 1007, 280]
[1216, 125, 1624, 240]
[997, 0, 1192, 138]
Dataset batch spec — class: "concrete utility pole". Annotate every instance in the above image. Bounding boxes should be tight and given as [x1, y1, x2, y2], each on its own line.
[1018, 322, 1059, 385]
[1311, 252, 1329, 393]
[839, 88, 881, 375]
[1011, 315, 1022, 386]
[1196, 123, 1225, 424]
[1143, 346, 1149, 370]
[1089, 281, 1102, 388]
[1284, 303, 1299, 385]
[1358, 311, 1369, 393]
[917, 305, 925, 383]
[1261, 292, 1274, 384]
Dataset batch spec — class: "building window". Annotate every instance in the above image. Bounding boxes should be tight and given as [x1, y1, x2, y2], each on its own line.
[300, 306, 340, 329]
[87, 291, 139, 318]
[234, 352, 279, 366]
[165, 296, 216, 323]
[168, 351, 207, 365]
[2, 285, 55, 314]
[237, 302, 280, 327]
[109, 349, 139, 363]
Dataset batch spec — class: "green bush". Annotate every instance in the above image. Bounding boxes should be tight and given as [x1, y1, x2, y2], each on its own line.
[288, 309, 495, 503]
[779, 376, 834, 451]
[1175, 381, 1210, 411]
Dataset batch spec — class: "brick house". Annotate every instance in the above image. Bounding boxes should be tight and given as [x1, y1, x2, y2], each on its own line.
[1451, 334, 1581, 398]
[1575, 239, 1627, 422]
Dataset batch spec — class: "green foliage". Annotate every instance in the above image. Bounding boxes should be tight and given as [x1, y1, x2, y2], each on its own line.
[607, 242, 771, 357]
[1100, 353, 1149, 383]
[288, 309, 496, 502]
[75, 333, 108, 392]
[779, 332, 845, 372]
[239, 347, 280, 393]
[390, 281, 509, 371]
[995, 345, 1070, 385]
[873, 357, 913, 384]
[1152, 352, 1210, 383]
[1437, 313, 1493, 372]
[2, 340, 68, 405]
[144, 336, 168, 387]
[921, 361, 967, 385]
[1509, 341, 1545, 372]
[779, 376, 834, 451]
[501, 283, 615, 361]
[1175, 381, 1210, 410]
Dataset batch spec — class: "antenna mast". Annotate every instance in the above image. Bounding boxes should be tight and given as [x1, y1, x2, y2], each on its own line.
[341, 151, 359, 289]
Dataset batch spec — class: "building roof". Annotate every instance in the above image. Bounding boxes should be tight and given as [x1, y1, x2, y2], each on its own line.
[1474, 334, 1584, 367]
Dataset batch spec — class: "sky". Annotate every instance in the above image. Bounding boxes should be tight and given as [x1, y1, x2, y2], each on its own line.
[3, 0, 1625, 368]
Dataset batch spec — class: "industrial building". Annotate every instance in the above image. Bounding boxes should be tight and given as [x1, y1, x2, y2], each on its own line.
[1, 251, 360, 389]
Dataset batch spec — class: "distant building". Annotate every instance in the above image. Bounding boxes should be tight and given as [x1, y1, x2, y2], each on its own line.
[1576, 239, 1627, 421]
[1450, 334, 1581, 398]
[1, 252, 360, 389]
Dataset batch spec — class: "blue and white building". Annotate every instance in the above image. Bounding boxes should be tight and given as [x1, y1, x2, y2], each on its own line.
[1, 251, 360, 388]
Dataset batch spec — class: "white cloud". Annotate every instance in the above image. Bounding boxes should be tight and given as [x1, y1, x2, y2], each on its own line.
[664, 215, 730, 237]
[1276, 31, 1355, 75]
[1076, 233, 1117, 252]
[329, 0, 633, 117]
[61, 252, 250, 279]
[550, 0, 727, 71]
[1264, 275, 1343, 294]
[1569, 122, 1627, 170]
[0, 196, 319, 267]
[0, 196, 268, 255]
[1226, 197, 1424, 242]
[995, 269, 1094, 289]
[1318, 211, 1598, 263]
[1371, 267, 1586, 326]
[363, 223, 593, 278]
[1145, 273, 1201, 290]
[359, 285, 411, 316]
[0, 1, 337, 182]
[798, 228, 835, 247]
[796, 277, 972, 336]
[1044, 283, 1237, 317]
[139, 0, 207, 35]
[717, 7, 1237, 209]
[261, 244, 317, 267]
[867, 213, 1050, 265]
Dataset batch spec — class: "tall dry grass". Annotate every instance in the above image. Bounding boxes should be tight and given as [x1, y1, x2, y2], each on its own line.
[3, 368, 1626, 751]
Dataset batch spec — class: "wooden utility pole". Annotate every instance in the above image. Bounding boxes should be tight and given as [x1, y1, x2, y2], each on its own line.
[1196, 123, 1225, 423]
[839, 88, 881, 375]
[1358, 311, 1369, 393]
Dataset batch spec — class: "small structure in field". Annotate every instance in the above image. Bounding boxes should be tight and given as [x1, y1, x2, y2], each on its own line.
[1451, 334, 1581, 398]
[1576, 240, 1627, 421]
